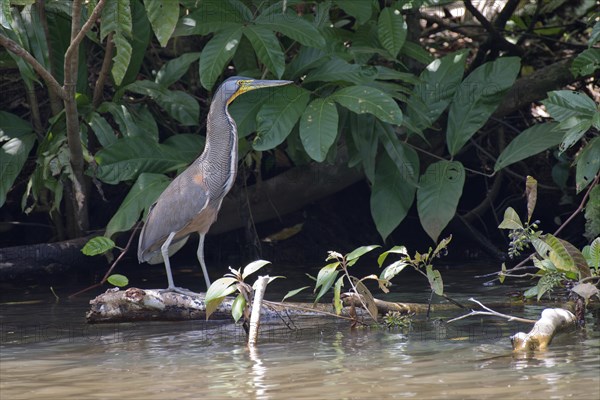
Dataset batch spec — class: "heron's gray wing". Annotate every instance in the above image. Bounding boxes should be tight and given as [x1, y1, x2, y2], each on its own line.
[138, 168, 210, 263]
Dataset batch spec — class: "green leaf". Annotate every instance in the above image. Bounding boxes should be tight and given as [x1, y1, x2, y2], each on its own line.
[314, 262, 340, 304]
[557, 116, 593, 154]
[377, 7, 406, 58]
[228, 90, 270, 137]
[494, 122, 563, 171]
[99, 102, 159, 140]
[376, 121, 417, 184]
[335, 0, 372, 25]
[120, 0, 152, 87]
[282, 286, 311, 302]
[348, 113, 377, 182]
[333, 275, 344, 315]
[346, 245, 381, 265]
[405, 50, 468, 134]
[426, 265, 444, 296]
[533, 234, 591, 278]
[303, 57, 378, 85]
[584, 237, 600, 270]
[0, 110, 34, 138]
[87, 112, 117, 147]
[380, 260, 409, 282]
[242, 260, 271, 280]
[0, 133, 35, 207]
[143, 0, 178, 47]
[174, 0, 246, 36]
[199, 26, 243, 90]
[370, 150, 418, 241]
[417, 161, 465, 242]
[571, 48, 600, 77]
[330, 86, 403, 125]
[350, 277, 379, 321]
[253, 86, 310, 151]
[81, 236, 116, 256]
[155, 52, 201, 87]
[447, 57, 521, 155]
[126, 80, 199, 125]
[401, 41, 434, 65]
[101, 0, 133, 86]
[255, 11, 326, 48]
[377, 245, 408, 267]
[575, 136, 600, 193]
[299, 98, 339, 162]
[243, 25, 285, 78]
[205, 277, 239, 319]
[231, 293, 246, 323]
[107, 274, 129, 287]
[543, 90, 598, 122]
[498, 207, 523, 230]
[105, 173, 171, 238]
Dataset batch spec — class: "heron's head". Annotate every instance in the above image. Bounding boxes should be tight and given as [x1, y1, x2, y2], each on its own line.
[217, 76, 293, 106]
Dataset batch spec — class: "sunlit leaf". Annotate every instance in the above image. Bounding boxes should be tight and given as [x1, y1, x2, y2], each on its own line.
[542, 90, 597, 122]
[314, 262, 340, 304]
[525, 176, 537, 223]
[242, 260, 271, 280]
[426, 265, 443, 296]
[417, 161, 465, 242]
[299, 98, 339, 162]
[377, 7, 406, 58]
[81, 236, 116, 256]
[330, 86, 403, 125]
[143, 0, 179, 47]
[333, 275, 344, 315]
[199, 26, 243, 90]
[498, 207, 523, 230]
[231, 293, 246, 323]
[379, 260, 409, 282]
[243, 25, 284, 78]
[346, 245, 380, 266]
[571, 283, 600, 302]
[282, 286, 311, 302]
[205, 277, 238, 319]
[107, 274, 129, 287]
[377, 245, 408, 267]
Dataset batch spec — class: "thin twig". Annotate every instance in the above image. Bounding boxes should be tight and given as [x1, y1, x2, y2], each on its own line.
[446, 298, 537, 324]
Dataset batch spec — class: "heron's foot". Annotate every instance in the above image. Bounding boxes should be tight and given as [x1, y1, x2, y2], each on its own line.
[159, 286, 199, 296]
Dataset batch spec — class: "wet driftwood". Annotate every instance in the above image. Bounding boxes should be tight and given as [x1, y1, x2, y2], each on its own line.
[510, 308, 577, 351]
[85, 287, 461, 323]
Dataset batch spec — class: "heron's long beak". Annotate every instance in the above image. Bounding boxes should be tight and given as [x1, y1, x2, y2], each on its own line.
[229, 79, 293, 104]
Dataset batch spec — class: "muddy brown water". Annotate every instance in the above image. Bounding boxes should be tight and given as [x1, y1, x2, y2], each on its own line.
[1, 262, 599, 399]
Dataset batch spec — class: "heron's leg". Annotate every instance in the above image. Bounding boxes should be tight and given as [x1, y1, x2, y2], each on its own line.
[197, 233, 211, 290]
[161, 231, 177, 290]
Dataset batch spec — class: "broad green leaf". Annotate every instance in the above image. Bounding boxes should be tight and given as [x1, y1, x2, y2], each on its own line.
[299, 98, 339, 162]
[174, 0, 246, 36]
[87, 112, 117, 147]
[536, 274, 557, 301]
[255, 11, 325, 48]
[525, 176, 537, 223]
[105, 173, 170, 238]
[21, 4, 49, 70]
[81, 236, 116, 256]
[590, 21, 600, 46]
[433, 235, 453, 257]
[447, 57, 520, 155]
[0, 0, 12, 28]
[95, 136, 193, 184]
[254, 86, 310, 151]
[314, 262, 340, 304]
[588, 237, 600, 270]
[371, 149, 418, 241]
[303, 57, 378, 84]
[377, 245, 409, 267]
[498, 207, 523, 230]
[348, 113, 377, 182]
[380, 260, 409, 282]
[205, 277, 239, 319]
[101, 0, 133, 85]
[346, 245, 381, 265]
[377, 7, 406, 58]
[107, 274, 129, 287]
[242, 260, 271, 280]
[557, 116, 593, 154]
[426, 265, 444, 296]
[335, 0, 372, 25]
[534, 234, 591, 278]
[99, 102, 159, 140]
[0, 110, 34, 138]
[575, 136, 600, 192]
[494, 122, 563, 171]
[417, 161, 465, 242]
[405, 50, 468, 134]
[126, 80, 199, 125]
[282, 286, 311, 302]
[243, 25, 285, 78]
[543, 90, 597, 121]
[330, 86, 403, 125]
[571, 48, 600, 77]
[376, 121, 417, 183]
[231, 293, 246, 323]
[401, 41, 434, 65]
[143, 0, 178, 47]
[350, 277, 379, 320]
[286, 46, 329, 80]
[199, 26, 243, 90]
[584, 186, 600, 242]
[119, 0, 152, 87]
[333, 275, 344, 315]
[156, 52, 201, 87]
[0, 134, 35, 207]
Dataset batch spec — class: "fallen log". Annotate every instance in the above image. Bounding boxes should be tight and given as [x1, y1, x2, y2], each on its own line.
[510, 308, 577, 351]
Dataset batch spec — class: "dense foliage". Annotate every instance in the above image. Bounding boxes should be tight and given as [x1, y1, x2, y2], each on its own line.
[0, 0, 598, 249]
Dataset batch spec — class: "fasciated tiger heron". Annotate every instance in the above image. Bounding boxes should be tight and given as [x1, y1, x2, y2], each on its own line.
[138, 77, 293, 293]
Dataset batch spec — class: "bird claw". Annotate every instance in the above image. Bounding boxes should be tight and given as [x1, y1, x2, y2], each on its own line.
[159, 286, 199, 296]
